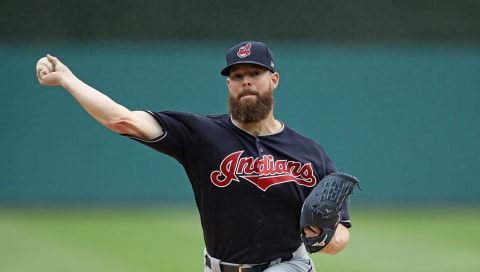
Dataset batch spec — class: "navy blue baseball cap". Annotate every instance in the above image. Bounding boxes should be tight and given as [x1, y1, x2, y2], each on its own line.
[221, 41, 276, 76]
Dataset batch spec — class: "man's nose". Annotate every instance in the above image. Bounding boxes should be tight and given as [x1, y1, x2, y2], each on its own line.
[242, 76, 252, 86]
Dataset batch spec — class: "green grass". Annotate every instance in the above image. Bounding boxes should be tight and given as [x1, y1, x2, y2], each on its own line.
[0, 206, 479, 272]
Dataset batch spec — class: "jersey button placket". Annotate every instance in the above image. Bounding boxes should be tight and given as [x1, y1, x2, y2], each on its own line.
[254, 137, 266, 251]
[255, 138, 264, 154]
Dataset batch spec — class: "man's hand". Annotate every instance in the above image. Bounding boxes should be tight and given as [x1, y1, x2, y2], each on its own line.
[300, 172, 359, 253]
[302, 225, 350, 255]
[303, 226, 321, 238]
[36, 54, 73, 86]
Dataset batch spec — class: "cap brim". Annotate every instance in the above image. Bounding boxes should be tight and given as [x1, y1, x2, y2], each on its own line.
[220, 61, 274, 76]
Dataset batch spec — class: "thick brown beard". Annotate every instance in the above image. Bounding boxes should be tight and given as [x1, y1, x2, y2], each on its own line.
[229, 89, 274, 123]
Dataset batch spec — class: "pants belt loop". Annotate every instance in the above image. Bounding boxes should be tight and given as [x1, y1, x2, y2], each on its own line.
[204, 250, 222, 272]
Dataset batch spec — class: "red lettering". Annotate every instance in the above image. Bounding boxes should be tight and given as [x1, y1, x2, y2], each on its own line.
[210, 152, 317, 189]
[238, 156, 255, 175]
[210, 151, 242, 187]
[295, 163, 316, 186]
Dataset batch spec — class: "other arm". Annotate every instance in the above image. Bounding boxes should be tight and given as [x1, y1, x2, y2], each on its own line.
[300, 172, 359, 254]
[36, 54, 163, 140]
[303, 224, 350, 255]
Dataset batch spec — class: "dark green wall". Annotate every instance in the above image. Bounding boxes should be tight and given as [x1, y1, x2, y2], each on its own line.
[1, 41, 479, 205]
[2, 0, 480, 42]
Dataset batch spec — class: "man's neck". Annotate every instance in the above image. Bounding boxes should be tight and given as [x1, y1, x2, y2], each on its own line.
[231, 115, 283, 136]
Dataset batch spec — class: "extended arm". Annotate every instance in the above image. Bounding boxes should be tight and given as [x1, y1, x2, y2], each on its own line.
[36, 54, 163, 140]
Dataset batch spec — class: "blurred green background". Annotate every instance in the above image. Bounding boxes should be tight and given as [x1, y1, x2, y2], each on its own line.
[1, 0, 479, 271]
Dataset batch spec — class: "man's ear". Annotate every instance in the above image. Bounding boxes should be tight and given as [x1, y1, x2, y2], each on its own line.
[271, 72, 280, 89]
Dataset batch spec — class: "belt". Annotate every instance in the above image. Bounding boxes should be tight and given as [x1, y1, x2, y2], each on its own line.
[205, 254, 292, 272]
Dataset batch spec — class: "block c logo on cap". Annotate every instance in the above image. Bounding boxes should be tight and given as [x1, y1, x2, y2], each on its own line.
[237, 43, 252, 58]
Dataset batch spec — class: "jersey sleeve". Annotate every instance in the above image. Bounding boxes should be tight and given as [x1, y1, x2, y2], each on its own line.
[125, 110, 203, 164]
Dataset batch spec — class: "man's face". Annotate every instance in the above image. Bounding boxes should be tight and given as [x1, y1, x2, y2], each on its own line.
[227, 64, 279, 123]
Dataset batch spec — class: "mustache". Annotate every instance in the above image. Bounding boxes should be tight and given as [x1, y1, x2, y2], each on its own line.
[239, 89, 259, 98]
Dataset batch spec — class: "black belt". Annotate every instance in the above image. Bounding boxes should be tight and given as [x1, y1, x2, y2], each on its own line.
[205, 254, 292, 272]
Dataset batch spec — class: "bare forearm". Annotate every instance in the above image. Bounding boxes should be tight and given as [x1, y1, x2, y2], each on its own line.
[61, 73, 131, 129]
[36, 54, 163, 139]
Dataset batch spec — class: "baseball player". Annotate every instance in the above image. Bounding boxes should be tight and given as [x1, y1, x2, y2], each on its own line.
[36, 41, 356, 272]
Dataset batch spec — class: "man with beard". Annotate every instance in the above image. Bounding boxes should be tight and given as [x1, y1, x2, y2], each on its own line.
[36, 41, 352, 272]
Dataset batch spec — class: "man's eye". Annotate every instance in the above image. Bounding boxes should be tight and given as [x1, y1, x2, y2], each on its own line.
[232, 74, 243, 80]
[249, 71, 260, 77]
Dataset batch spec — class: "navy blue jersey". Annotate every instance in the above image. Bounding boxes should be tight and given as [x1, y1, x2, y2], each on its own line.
[128, 111, 349, 264]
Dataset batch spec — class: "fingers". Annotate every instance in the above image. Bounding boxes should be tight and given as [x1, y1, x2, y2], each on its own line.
[303, 226, 322, 238]
[37, 69, 51, 85]
[46, 54, 59, 66]
[36, 54, 72, 86]
[46, 54, 71, 74]
[36, 64, 49, 83]
[36, 57, 57, 86]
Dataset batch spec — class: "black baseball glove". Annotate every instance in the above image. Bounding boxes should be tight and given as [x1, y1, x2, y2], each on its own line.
[300, 172, 359, 253]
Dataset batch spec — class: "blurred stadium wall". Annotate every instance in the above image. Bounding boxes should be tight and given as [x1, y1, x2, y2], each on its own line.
[1, 0, 479, 206]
